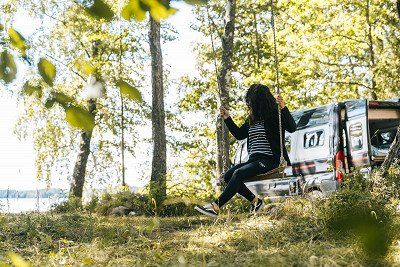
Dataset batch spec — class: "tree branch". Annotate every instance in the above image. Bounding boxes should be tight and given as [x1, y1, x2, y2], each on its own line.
[46, 54, 86, 81]
[329, 80, 371, 89]
[332, 34, 368, 44]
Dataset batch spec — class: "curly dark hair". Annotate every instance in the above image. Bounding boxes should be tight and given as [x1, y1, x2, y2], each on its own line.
[245, 84, 277, 125]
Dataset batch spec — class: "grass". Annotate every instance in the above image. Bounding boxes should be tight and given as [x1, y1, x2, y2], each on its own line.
[1, 199, 398, 266]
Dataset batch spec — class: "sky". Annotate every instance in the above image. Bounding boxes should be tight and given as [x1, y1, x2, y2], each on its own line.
[0, 2, 201, 190]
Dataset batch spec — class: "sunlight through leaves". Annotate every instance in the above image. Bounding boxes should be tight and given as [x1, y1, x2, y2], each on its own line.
[74, 59, 96, 76]
[83, 75, 104, 99]
[8, 252, 31, 267]
[83, 0, 115, 22]
[183, 0, 208, 6]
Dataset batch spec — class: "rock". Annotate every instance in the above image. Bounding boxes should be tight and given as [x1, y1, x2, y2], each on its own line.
[128, 211, 137, 216]
[109, 206, 130, 216]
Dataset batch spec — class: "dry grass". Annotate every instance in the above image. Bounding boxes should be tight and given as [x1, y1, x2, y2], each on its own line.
[2, 200, 398, 267]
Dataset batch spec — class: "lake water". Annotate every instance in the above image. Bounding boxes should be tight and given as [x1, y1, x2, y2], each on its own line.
[0, 197, 65, 213]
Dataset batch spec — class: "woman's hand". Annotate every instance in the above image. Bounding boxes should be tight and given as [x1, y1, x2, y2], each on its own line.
[219, 106, 230, 119]
[276, 95, 286, 109]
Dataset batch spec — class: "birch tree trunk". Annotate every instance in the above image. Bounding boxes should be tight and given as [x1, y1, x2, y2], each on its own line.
[70, 99, 96, 200]
[216, 0, 236, 177]
[149, 17, 167, 205]
[381, 125, 400, 176]
[69, 41, 99, 202]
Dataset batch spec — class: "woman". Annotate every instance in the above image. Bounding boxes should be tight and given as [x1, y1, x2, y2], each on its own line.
[195, 84, 296, 217]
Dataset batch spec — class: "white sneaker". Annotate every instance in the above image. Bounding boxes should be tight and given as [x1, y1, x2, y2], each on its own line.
[194, 203, 219, 218]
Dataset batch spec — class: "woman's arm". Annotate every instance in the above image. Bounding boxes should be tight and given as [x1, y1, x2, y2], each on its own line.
[223, 116, 249, 140]
[276, 96, 297, 133]
[281, 107, 297, 133]
[220, 106, 248, 140]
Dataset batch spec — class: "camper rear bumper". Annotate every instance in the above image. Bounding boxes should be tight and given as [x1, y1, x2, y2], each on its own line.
[306, 173, 338, 195]
[245, 172, 339, 197]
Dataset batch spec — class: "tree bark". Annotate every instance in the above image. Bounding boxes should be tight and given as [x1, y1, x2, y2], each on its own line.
[70, 99, 96, 200]
[397, 0, 400, 18]
[216, 0, 236, 177]
[69, 41, 99, 202]
[381, 125, 400, 176]
[366, 0, 377, 100]
[149, 17, 167, 205]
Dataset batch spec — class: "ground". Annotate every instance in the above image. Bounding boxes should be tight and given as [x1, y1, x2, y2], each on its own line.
[1, 204, 398, 266]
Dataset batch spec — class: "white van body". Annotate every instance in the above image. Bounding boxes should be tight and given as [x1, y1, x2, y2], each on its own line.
[231, 98, 400, 197]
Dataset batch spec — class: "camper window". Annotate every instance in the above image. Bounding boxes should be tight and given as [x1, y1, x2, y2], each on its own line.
[294, 107, 330, 130]
[285, 136, 291, 153]
[303, 130, 325, 148]
[349, 122, 363, 151]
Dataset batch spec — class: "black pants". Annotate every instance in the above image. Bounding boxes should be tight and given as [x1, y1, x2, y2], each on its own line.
[215, 154, 279, 207]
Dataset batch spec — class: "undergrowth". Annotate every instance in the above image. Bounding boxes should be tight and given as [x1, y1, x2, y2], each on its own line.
[1, 167, 400, 266]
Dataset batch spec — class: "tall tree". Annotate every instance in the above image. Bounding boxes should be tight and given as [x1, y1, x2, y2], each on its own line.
[178, 0, 399, 194]
[216, 0, 236, 177]
[381, 0, 400, 175]
[365, 0, 377, 100]
[69, 41, 99, 200]
[149, 16, 167, 205]
[8, 1, 144, 197]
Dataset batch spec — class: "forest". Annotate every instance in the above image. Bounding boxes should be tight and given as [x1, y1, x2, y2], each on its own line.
[1, 0, 400, 266]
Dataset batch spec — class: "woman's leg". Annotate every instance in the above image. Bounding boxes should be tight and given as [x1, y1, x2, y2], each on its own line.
[216, 159, 275, 207]
[223, 163, 256, 203]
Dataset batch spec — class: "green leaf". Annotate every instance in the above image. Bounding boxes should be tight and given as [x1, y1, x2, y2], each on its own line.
[0, 24, 4, 31]
[74, 60, 95, 76]
[82, 257, 94, 265]
[8, 252, 31, 267]
[147, 0, 176, 21]
[122, 0, 147, 21]
[53, 92, 73, 107]
[85, 0, 115, 22]
[8, 28, 28, 55]
[122, 0, 176, 21]
[117, 80, 142, 102]
[22, 82, 42, 98]
[44, 98, 56, 109]
[37, 58, 56, 86]
[65, 105, 95, 132]
[184, 0, 208, 5]
[0, 50, 17, 83]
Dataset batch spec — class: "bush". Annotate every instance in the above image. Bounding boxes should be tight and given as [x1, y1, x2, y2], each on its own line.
[317, 170, 397, 262]
[63, 190, 204, 217]
[51, 196, 83, 213]
[94, 190, 153, 216]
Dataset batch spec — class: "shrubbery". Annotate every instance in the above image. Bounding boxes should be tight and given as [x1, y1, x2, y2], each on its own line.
[49, 165, 400, 264]
[51, 189, 203, 217]
[316, 169, 399, 263]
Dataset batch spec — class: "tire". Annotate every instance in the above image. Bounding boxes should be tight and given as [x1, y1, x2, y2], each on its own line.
[307, 189, 323, 199]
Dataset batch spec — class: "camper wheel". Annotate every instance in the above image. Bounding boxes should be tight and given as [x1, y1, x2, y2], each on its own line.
[306, 189, 323, 199]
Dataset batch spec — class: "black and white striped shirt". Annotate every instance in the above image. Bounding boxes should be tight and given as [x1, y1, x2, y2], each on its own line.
[248, 120, 273, 156]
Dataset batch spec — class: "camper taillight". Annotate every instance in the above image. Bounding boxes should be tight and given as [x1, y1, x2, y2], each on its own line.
[369, 101, 380, 107]
[335, 150, 345, 183]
